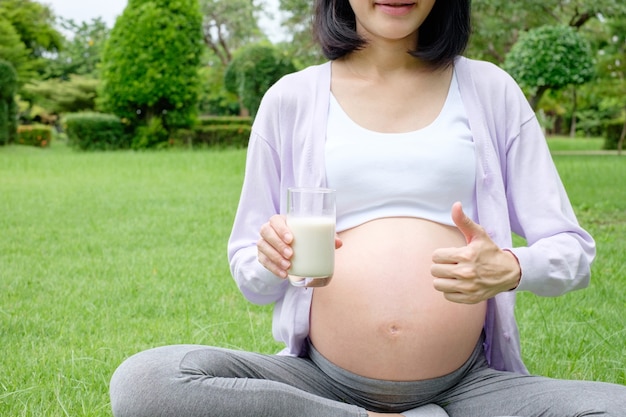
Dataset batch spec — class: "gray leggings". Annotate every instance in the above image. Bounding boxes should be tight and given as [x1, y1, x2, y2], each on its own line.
[110, 337, 626, 417]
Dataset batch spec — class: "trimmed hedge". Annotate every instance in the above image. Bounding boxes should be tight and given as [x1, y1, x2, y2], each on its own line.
[604, 119, 625, 151]
[63, 112, 129, 151]
[16, 125, 52, 147]
[169, 116, 252, 147]
[172, 124, 251, 148]
[198, 115, 252, 127]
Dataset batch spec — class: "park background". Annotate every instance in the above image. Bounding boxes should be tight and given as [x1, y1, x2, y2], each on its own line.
[1, 0, 625, 415]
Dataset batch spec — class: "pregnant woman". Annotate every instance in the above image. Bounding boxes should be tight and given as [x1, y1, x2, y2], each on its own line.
[109, 0, 626, 415]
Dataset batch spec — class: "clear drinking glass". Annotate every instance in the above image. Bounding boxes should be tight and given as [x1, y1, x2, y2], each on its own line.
[286, 187, 336, 288]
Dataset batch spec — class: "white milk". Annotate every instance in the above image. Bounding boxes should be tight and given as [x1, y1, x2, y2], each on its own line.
[287, 216, 335, 278]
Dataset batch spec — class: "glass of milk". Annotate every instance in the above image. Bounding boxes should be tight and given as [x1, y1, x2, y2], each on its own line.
[286, 187, 336, 287]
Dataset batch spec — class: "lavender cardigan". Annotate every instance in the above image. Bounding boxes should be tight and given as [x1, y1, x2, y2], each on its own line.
[227, 56, 595, 374]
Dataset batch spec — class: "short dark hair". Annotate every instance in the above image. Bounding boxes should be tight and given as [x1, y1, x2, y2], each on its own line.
[313, 0, 471, 69]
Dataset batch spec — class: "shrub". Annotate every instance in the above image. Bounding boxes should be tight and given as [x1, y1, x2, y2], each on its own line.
[198, 65, 240, 117]
[171, 124, 251, 148]
[198, 116, 252, 127]
[132, 117, 169, 150]
[503, 25, 595, 110]
[100, 0, 204, 143]
[20, 76, 100, 117]
[63, 112, 129, 151]
[224, 43, 296, 117]
[604, 119, 625, 151]
[0, 59, 18, 145]
[16, 124, 52, 147]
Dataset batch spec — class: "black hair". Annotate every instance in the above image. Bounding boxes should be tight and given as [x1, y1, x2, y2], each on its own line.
[313, 0, 471, 69]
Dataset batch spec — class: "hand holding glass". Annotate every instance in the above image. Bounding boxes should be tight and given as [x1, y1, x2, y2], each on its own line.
[286, 188, 336, 287]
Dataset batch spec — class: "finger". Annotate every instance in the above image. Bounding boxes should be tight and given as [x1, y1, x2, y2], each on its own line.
[432, 261, 478, 281]
[442, 291, 484, 305]
[432, 247, 464, 264]
[431, 263, 453, 279]
[257, 238, 290, 278]
[433, 278, 484, 304]
[260, 218, 293, 259]
[269, 215, 293, 244]
[450, 202, 486, 244]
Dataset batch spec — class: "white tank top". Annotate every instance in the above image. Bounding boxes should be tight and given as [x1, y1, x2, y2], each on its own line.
[325, 71, 476, 232]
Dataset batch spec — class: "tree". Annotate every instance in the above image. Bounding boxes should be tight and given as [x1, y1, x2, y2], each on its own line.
[21, 76, 99, 117]
[592, 17, 626, 152]
[198, 62, 240, 116]
[44, 18, 110, 80]
[224, 43, 295, 117]
[277, 0, 323, 67]
[0, 0, 63, 74]
[468, 0, 626, 64]
[0, 59, 18, 145]
[200, 0, 266, 67]
[100, 0, 204, 147]
[503, 25, 595, 110]
[0, 17, 33, 83]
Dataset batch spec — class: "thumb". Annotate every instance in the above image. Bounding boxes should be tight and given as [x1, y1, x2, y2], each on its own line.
[451, 202, 484, 244]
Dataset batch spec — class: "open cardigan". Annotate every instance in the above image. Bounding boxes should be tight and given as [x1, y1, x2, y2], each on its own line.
[227, 56, 596, 374]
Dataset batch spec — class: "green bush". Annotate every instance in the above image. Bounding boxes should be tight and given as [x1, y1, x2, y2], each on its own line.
[198, 116, 252, 127]
[16, 124, 52, 147]
[20, 76, 99, 118]
[604, 119, 625, 150]
[0, 59, 18, 145]
[503, 25, 594, 110]
[198, 65, 240, 116]
[99, 0, 204, 142]
[63, 112, 129, 151]
[172, 124, 251, 148]
[132, 117, 169, 150]
[224, 43, 296, 117]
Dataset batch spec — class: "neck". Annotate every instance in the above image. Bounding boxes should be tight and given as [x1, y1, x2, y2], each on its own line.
[341, 45, 429, 81]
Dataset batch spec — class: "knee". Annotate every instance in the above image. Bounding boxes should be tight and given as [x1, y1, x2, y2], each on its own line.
[110, 349, 157, 416]
[109, 345, 204, 417]
[178, 346, 243, 378]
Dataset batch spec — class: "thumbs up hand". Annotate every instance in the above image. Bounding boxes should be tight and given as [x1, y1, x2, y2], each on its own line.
[431, 202, 521, 304]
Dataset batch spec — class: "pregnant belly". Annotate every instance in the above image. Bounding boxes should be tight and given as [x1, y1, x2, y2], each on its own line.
[309, 217, 487, 381]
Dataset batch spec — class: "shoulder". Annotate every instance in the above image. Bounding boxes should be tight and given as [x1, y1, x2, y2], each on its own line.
[255, 62, 331, 128]
[455, 56, 533, 122]
[253, 62, 331, 144]
[264, 62, 331, 102]
[455, 56, 521, 95]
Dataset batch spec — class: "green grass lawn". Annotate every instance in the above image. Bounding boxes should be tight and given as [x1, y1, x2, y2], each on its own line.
[1, 139, 625, 416]
[546, 135, 606, 152]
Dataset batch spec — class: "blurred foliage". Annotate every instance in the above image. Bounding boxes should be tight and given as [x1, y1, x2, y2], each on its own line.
[0, 0, 63, 79]
[198, 64, 240, 116]
[99, 0, 204, 147]
[63, 112, 129, 150]
[0, 17, 35, 84]
[200, 0, 266, 66]
[503, 25, 595, 109]
[468, 0, 626, 63]
[15, 124, 52, 147]
[44, 17, 110, 80]
[2, 0, 622, 143]
[224, 42, 296, 117]
[0, 59, 18, 145]
[20, 76, 99, 117]
[277, 0, 323, 68]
